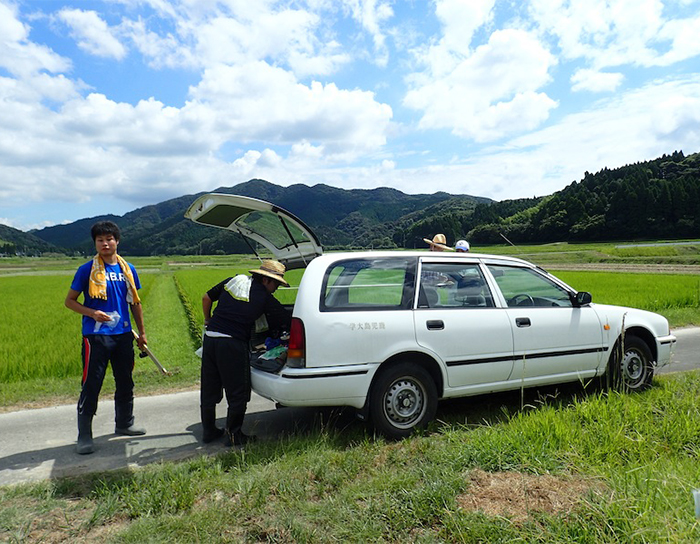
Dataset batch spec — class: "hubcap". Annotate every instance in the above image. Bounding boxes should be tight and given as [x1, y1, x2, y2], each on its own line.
[384, 378, 426, 429]
[622, 348, 644, 382]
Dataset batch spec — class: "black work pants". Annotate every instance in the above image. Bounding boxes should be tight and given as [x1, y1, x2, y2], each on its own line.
[78, 333, 135, 428]
[200, 335, 251, 414]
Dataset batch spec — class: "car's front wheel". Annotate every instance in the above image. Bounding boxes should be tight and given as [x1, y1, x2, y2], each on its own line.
[369, 363, 438, 439]
[606, 334, 654, 392]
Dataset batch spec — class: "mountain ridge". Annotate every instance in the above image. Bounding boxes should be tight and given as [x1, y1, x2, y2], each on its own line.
[3, 150, 697, 256]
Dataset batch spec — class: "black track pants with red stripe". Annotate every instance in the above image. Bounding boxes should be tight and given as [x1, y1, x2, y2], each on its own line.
[78, 332, 135, 428]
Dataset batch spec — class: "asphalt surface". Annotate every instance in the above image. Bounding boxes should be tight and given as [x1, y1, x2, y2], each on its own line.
[1, 327, 698, 487]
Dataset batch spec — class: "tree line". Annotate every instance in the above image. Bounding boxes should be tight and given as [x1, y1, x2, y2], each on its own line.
[395, 151, 698, 247]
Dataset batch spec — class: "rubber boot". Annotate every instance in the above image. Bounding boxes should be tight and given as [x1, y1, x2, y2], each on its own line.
[201, 407, 224, 443]
[224, 411, 252, 447]
[76, 414, 95, 455]
[115, 402, 146, 435]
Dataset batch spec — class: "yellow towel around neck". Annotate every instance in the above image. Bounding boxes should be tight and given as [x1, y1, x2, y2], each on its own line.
[88, 254, 141, 304]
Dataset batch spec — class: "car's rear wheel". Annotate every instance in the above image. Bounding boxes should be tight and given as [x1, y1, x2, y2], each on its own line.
[369, 363, 438, 439]
[606, 334, 654, 392]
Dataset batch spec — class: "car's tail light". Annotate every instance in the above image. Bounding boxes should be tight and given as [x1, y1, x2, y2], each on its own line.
[286, 317, 306, 368]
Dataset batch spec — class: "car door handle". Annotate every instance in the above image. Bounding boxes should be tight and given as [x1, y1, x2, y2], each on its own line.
[515, 317, 531, 328]
[426, 320, 444, 330]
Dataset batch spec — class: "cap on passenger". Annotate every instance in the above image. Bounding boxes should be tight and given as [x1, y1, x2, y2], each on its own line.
[455, 239, 470, 252]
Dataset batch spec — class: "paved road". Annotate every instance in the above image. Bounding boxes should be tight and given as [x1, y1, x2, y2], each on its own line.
[1, 327, 698, 487]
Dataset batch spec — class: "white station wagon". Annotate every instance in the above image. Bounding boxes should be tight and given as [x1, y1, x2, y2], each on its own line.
[186, 194, 677, 438]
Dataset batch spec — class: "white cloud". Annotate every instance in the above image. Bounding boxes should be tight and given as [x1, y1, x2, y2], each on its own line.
[121, 1, 354, 76]
[480, 76, 700, 198]
[571, 68, 624, 92]
[57, 8, 127, 60]
[123, 18, 197, 69]
[405, 28, 558, 141]
[529, 0, 700, 69]
[435, 0, 495, 56]
[0, 1, 72, 78]
[232, 148, 282, 173]
[341, 0, 395, 65]
[189, 61, 392, 155]
[1, 0, 700, 231]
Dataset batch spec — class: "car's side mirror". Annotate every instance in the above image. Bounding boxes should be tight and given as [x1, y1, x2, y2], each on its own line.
[572, 291, 592, 306]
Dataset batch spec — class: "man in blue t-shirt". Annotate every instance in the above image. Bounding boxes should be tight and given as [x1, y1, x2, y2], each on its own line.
[65, 221, 148, 455]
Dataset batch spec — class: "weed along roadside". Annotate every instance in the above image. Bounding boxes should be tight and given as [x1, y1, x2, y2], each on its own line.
[1, 248, 700, 541]
[1, 364, 700, 541]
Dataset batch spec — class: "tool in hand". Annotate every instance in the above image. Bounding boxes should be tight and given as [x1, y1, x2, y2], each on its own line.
[132, 330, 171, 376]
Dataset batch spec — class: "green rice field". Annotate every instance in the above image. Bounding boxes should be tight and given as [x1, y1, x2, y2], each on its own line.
[0, 250, 698, 410]
[1, 248, 700, 542]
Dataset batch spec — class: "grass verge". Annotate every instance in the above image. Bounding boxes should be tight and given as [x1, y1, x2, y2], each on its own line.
[2, 372, 699, 542]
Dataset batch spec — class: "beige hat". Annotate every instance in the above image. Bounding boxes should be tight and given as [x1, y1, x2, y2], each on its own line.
[422, 233, 452, 251]
[249, 259, 289, 287]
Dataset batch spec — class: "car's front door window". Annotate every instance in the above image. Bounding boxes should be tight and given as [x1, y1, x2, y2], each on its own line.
[418, 263, 493, 308]
[487, 265, 573, 308]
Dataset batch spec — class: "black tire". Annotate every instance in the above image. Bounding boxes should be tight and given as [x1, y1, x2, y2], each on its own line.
[606, 335, 654, 392]
[369, 363, 438, 439]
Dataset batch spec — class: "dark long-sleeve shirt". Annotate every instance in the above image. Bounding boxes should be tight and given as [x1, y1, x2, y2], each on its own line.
[206, 277, 291, 341]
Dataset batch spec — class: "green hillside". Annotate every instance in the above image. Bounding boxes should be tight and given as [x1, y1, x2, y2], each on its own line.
[27, 150, 700, 256]
[0, 224, 60, 256]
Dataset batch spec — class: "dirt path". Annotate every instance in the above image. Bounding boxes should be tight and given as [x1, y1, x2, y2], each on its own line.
[540, 263, 700, 274]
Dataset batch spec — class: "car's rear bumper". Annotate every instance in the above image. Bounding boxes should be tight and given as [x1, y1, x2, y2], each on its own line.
[251, 364, 376, 409]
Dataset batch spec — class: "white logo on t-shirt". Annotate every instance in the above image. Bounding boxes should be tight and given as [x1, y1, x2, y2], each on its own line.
[107, 271, 125, 282]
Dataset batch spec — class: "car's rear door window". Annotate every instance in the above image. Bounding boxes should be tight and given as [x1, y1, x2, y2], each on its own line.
[321, 258, 415, 311]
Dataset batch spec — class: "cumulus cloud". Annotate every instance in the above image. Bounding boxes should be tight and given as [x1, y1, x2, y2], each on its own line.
[189, 61, 392, 156]
[120, 1, 354, 76]
[1, 0, 699, 231]
[0, 1, 71, 78]
[404, 27, 558, 141]
[529, 0, 700, 69]
[57, 8, 127, 60]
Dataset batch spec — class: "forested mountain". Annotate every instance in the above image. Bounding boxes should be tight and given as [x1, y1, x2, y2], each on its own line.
[467, 150, 699, 244]
[25, 150, 700, 256]
[32, 181, 491, 255]
[0, 223, 60, 255]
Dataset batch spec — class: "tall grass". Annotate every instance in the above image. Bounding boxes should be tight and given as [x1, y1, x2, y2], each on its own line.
[1, 258, 697, 409]
[553, 270, 700, 313]
[173, 267, 304, 339]
[2, 372, 699, 542]
[0, 273, 151, 383]
[132, 272, 201, 388]
[0, 271, 204, 407]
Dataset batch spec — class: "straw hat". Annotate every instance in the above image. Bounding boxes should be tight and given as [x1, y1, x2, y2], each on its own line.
[422, 233, 452, 251]
[249, 259, 289, 287]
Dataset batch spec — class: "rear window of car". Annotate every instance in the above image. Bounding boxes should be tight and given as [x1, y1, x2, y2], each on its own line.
[321, 257, 416, 311]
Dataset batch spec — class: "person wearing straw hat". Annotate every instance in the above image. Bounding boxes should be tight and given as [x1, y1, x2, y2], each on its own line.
[200, 259, 291, 447]
[423, 233, 452, 251]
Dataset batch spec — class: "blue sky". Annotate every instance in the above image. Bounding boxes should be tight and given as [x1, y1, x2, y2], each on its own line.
[1, 0, 700, 231]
